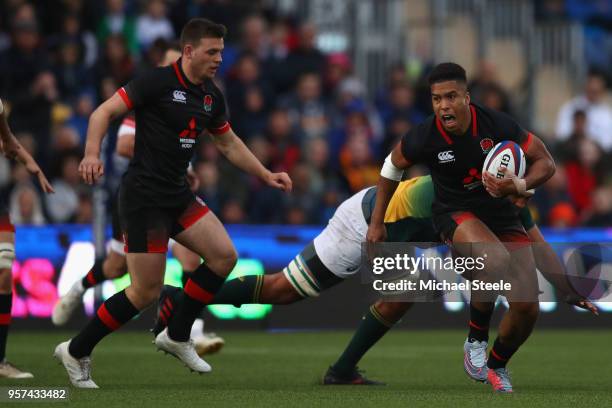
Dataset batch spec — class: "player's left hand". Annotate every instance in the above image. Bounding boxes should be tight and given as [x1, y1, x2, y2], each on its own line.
[482, 168, 518, 198]
[265, 171, 292, 192]
[29, 164, 54, 194]
[566, 295, 599, 315]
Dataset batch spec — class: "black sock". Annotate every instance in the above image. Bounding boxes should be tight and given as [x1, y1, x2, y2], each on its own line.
[69, 290, 139, 358]
[181, 270, 193, 288]
[487, 337, 519, 369]
[331, 305, 396, 377]
[0, 294, 12, 361]
[167, 263, 226, 341]
[81, 259, 106, 289]
[210, 275, 262, 306]
[468, 303, 493, 342]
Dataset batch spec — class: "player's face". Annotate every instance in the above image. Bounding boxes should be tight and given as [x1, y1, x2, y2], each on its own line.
[430, 80, 470, 134]
[185, 37, 224, 80]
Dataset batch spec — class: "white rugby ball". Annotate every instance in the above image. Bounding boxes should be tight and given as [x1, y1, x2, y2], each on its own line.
[482, 141, 526, 180]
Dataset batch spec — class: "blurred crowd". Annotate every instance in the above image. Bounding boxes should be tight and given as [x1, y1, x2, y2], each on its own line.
[0, 0, 611, 229]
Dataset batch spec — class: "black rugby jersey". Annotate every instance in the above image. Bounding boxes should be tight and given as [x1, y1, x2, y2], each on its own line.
[400, 103, 532, 215]
[118, 58, 229, 207]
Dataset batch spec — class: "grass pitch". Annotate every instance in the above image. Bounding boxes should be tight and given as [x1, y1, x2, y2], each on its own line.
[2, 330, 611, 407]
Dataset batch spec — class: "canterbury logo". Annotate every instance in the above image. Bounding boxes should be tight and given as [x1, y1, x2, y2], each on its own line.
[438, 150, 455, 163]
[172, 90, 187, 103]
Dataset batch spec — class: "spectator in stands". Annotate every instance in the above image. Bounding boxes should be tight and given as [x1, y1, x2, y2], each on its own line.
[584, 187, 612, 226]
[136, 0, 174, 52]
[532, 165, 574, 226]
[45, 152, 81, 223]
[280, 22, 326, 93]
[0, 4, 57, 167]
[282, 72, 330, 141]
[52, 125, 80, 154]
[53, 13, 98, 69]
[65, 92, 95, 144]
[264, 108, 300, 173]
[556, 70, 612, 151]
[558, 109, 587, 161]
[565, 138, 605, 216]
[9, 183, 46, 225]
[74, 190, 93, 224]
[94, 34, 135, 90]
[226, 53, 273, 130]
[339, 133, 380, 193]
[377, 80, 425, 134]
[468, 60, 514, 115]
[96, 0, 138, 56]
[52, 39, 93, 103]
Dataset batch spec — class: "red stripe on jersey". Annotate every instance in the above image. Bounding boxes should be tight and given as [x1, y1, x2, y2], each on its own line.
[172, 62, 188, 88]
[184, 280, 214, 304]
[97, 304, 120, 331]
[118, 88, 133, 110]
[521, 132, 534, 153]
[435, 117, 453, 145]
[0, 313, 11, 325]
[209, 122, 231, 135]
[470, 105, 478, 137]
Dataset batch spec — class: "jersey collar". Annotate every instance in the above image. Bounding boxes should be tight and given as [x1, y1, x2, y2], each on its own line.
[435, 104, 478, 145]
[172, 58, 197, 89]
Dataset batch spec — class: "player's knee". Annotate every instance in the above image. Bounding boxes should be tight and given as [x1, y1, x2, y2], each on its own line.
[129, 281, 164, 307]
[103, 256, 127, 279]
[375, 301, 411, 321]
[209, 247, 237, 276]
[510, 302, 539, 321]
[482, 247, 511, 275]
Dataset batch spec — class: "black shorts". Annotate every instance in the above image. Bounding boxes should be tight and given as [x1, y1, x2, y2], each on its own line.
[118, 191, 210, 254]
[433, 208, 529, 245]
[0, 196, 14, 233]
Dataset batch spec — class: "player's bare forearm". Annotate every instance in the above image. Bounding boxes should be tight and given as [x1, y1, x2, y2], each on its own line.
[211, 129, 269, 180]
[85, 93, 129, 157]
[523, 135, 555, 190]
[368, 144, 410, 242]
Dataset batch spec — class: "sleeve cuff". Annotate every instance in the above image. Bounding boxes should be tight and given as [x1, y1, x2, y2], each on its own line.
[117, 87, 134, 110]
[209, 121, 231, 135]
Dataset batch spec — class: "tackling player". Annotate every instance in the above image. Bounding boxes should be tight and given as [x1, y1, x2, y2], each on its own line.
[54, 18, 291, 388]
[51, 45, 224, 357]
[367, 63, 556, 392]
[0, 97, 54, 378]
[152, 175, 596, 385]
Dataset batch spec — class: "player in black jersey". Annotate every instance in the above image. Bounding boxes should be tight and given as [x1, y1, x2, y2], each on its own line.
[0, 97, 53, 378]
[54, 19, 291, 388]
[368, 63, 555, 393]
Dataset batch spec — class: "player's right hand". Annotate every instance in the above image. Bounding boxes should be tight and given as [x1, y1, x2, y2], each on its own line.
[366, 223, 387, 243]
[79, 155, 104, 184]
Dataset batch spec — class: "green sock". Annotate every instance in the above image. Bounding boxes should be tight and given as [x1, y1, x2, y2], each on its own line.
[210, 275, 264, 306]
[331, 305, 395, 376]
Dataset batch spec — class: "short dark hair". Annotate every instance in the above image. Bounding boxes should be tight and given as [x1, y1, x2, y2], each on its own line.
[428, 62, 467, 86]
[180, 18, 227, 48]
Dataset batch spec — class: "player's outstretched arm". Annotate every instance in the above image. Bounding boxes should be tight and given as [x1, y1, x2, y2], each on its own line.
[367, 143, 410, 243]
[526, 224, 599, 315]
[209, 128, 292, 192]
[0, 103, 54, 193]
[80, 92, 129, 184]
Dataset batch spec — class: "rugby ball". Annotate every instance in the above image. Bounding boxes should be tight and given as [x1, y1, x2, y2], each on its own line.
[482, 141, 526, 179]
